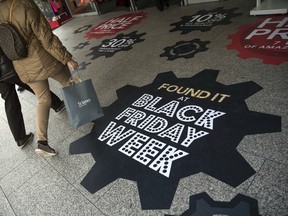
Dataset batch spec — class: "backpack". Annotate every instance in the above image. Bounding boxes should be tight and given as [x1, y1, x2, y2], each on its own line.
[0, 0, 28, 60]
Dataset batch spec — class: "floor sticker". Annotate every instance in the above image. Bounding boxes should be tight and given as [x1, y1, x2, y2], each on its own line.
[85, 12, 147, 39]
[74, 24, 92, 34]
[86, 31, 146, 59]
[165, 192, 261, 216]
[73, 41, 90, 51]
[227, 16, 288, 65]
[170, 7, 242, 34]
[78, 61, 91, 70]
[69, 69, 281, 210]
[160, 39, 209, 60]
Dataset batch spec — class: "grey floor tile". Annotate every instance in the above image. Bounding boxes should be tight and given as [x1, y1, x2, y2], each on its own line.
[0, 124, 36, 180]
[0, 187, 15, 216]
[73, 171, 117, 205]
[0, 117, 8, 143]
[7, 166, 104, 216]
[246, 160, 288, 216]
[0, 152, 47, 196]
[44, 131, 96, 183]
[239, 132, 288, 165]
[0, 100, 5, 122]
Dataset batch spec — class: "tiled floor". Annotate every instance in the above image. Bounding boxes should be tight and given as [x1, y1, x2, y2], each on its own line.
[0, 0, 287, 215]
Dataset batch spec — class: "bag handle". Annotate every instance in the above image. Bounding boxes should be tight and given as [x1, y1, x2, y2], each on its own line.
[9, 0, 15, 22]
[70, 77, 82, 83]
[8, 0, 33, 48]
[68, 74, 82, 86]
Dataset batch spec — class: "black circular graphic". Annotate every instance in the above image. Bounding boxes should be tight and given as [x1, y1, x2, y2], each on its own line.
[74, 24, 92, 34]
[160, 39, 210, 60]
[73, 41, 90, 51]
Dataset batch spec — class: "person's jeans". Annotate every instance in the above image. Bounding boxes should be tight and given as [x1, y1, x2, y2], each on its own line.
[27, 66, 71, 142]
[0, 80, 26, 141]
[11, 75, 63, 111]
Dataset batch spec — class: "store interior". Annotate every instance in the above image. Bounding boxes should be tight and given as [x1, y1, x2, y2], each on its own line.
[35, 0, 288, 30]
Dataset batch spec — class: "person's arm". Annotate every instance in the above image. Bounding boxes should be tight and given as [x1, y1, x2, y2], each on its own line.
[67, 59, 78, 71]
[26, 1, 78, 71]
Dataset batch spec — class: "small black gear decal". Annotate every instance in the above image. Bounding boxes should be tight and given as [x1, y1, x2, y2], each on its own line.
[170, 7, 242, 34]
[78, 61, 91, 70]
[86, 31, 146, 59]
[165, 192, 261, 216]
[160, 39, 210, 60]
[74, 24, 92, 34]
[72, 41, 90, 51]
[69, 69, 281, 210]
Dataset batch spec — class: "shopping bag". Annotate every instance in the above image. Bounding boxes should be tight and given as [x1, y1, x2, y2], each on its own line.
[61, 79, 104, 128]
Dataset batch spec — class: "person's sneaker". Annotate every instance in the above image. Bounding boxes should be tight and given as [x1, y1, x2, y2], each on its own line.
[17, 132, 34, 148]
[17, 86, 25, 92]
[35, 141, 57, 157]
[55, 101, 65, 113]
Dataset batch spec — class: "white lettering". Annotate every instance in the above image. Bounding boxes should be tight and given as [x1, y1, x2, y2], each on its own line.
[98, 121, 136, 146]
[149, 146, 188, 177]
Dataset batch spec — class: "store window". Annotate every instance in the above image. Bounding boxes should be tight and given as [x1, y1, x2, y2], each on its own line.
[67, 0, 100, 15]
[33, 0, 72, 29]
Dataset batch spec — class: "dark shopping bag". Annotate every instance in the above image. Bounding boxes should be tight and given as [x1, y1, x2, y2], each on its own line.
[61, 79, 104, 128]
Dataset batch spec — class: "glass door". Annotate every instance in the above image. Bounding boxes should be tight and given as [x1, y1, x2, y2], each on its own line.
[66, 0, 101, 16]
[34, 0, 72, 29]
[49, 0, 72, 24]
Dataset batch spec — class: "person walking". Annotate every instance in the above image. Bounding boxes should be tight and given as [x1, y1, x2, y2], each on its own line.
[0, 47, 66, 148]
[155, 0, 169, 11]
[0, 0, 79, 157]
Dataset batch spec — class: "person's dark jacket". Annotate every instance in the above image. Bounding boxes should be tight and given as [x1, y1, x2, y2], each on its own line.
[0, 48, 16, 82]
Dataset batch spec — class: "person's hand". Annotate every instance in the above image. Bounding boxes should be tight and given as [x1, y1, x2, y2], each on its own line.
[67, 59, 79, 71]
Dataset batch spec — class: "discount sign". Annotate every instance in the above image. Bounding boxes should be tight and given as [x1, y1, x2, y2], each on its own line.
[85, 12, 147, 39]
[170, 7, 242, 34]
[227, 16, 288, 65]
[86, 31, 145, 59]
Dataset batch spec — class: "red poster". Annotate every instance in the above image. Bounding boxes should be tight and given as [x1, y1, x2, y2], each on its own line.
[85, 11, 147, 39]
[227, 16, 288, 65]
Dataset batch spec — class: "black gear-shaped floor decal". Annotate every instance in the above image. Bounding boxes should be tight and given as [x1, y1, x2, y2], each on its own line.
[74, 24, 92, 34]
[160, 39, 210, 60]
[78, 61, 91, 70]
[73, 41, 90, 51]
[69, 69, 281, 210]
[165, 192, 261, 216]
[86, 31, 146, 59]
[170, 7, 242, 34]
